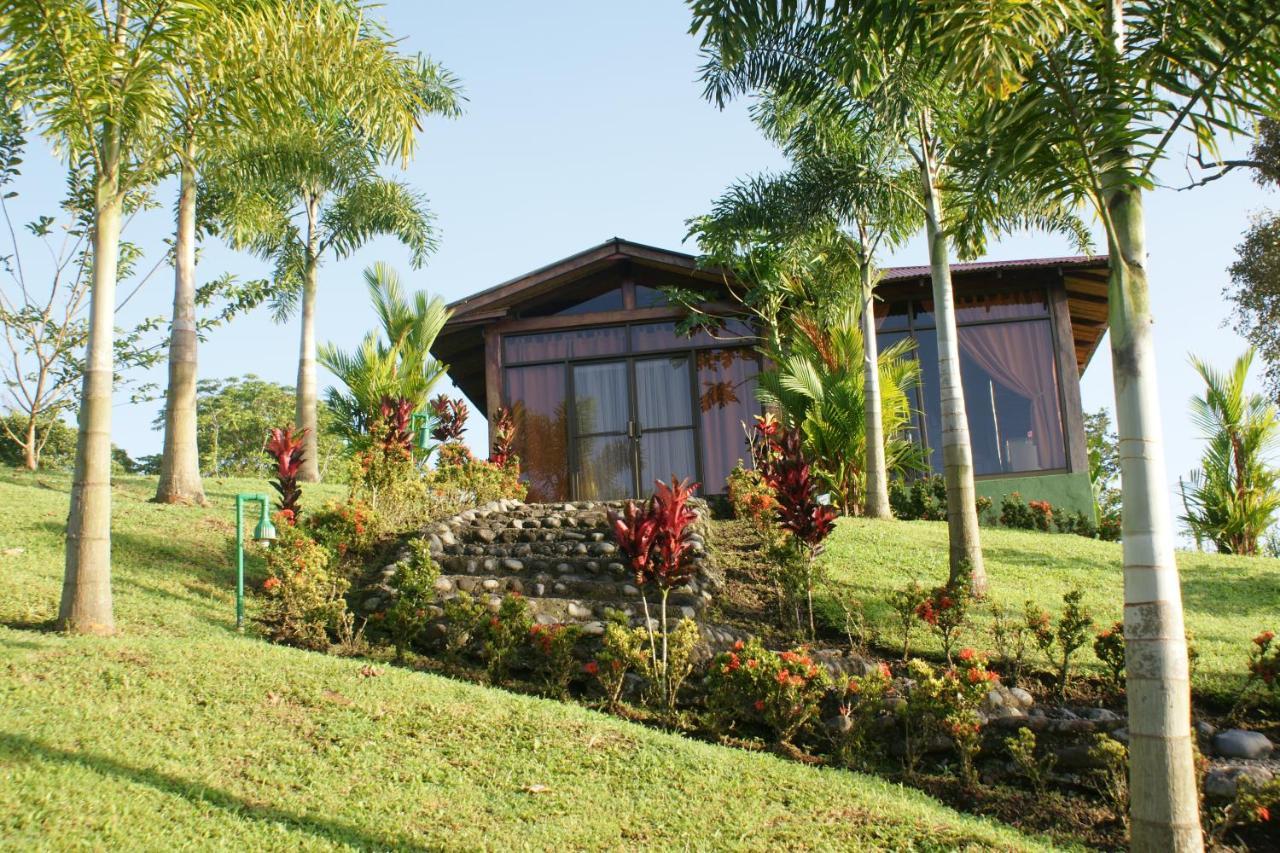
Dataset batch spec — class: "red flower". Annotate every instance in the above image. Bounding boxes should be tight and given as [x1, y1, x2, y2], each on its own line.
[584, 661, 599, 676]
[1255, 630, 1275, 646]
[878, 662, 892, 680]
[732, 639, 745, 652]
[746, 659, 758, 669]
[262, 576, 281, 592]
[776, 669, 791, 685]
[753, 699, 766, 712]
[958, 647, 976, 662]
[967, 667, 984, 684]
[1257, 806, 1271, 822]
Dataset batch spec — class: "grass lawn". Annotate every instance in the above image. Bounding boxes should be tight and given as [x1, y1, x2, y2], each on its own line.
[818, 517, 1280, 704]
[0, 469, 1058, 851]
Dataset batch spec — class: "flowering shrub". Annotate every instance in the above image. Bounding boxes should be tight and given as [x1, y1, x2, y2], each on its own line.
[705, 638, 831, 745]
[265, 426, 307, 522]
[831, 661, 895, 769]
[914, 580, 972, 664]
[889, 475, 948, 521]
[889, 581, 929, 660]
[306, 498, 378, 568]
[489, 405, 516, 468]
[1208, 774, 1280, 845]
[383, 541, 440, 661]
[428, 394, 468, 443]
[1029, 588, 1093, 699]
[428, 442, 526, 504]
[726, 460, 780, 541]
[528, 622, 583, 698]
[1094, 621, 1126, 693]
[478, 593, 532, 682]
[900, 654, 996, 784]
[261, 515, 349, 650]
[375, 395, 415, 455]
[1238, 628, 1280, 711]
[588, 610, 647, 711]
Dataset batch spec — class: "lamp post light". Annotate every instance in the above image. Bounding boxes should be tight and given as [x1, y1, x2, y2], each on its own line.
[410, 411, 431, 451]
[234, 492, 276, 632]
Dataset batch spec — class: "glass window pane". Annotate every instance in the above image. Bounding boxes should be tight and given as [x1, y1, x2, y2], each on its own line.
[568, 326, 627, 357]
[636, 357, 692, 429]
[524, 283, 624, 317]
[634, 284, 670, 308]
[640, 430, 697, 495]
[505, 364, 568, 502]
[576, 436, 633, 500]
[874, 300, 910, 331]
[956, 289, 1049, 323]
[959, 320, 1065, 474]
[572, 362, 629, 434]
[696, 348, 759, 493]
[504, 332, 568, 363]
[631, 319, 755, 352]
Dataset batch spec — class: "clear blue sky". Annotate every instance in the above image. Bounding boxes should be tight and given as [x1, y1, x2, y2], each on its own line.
[5, 1, 1273, 523]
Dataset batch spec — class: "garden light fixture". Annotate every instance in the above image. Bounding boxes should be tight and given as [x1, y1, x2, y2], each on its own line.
[234, 492, 274, 632]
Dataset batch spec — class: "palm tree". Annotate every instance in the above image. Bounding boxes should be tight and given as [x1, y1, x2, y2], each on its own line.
[319, 263, 451, 444]
[758, 304, 923, 513]
[696, 97, 921, 519]
[3, 1, 191, 633]
[211, 61, 461, 481]
[692, 16, 1088, 595]
[1181, 349, 1280, 555]
[153, 0, 442, 504]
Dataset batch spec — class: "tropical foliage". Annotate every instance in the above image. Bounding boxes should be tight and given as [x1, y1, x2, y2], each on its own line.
[1181, 349, 1280, 555]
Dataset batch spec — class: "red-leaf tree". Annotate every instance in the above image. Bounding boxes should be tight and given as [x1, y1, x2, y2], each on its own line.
[428, 394, 468, 443]
[377, 395, 415, 457]
[265, 426, 307, 523]
[489, 405, 516, 468]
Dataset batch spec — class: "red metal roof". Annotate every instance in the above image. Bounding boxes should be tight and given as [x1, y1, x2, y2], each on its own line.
[881, 255, 1107, 281]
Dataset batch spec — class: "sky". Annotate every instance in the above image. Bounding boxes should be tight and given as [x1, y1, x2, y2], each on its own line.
[3, 0, 1274, 524]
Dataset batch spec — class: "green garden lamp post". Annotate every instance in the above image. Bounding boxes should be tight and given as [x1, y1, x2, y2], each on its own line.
[410, 411, 431, 451]
[234, 492, 276, 632]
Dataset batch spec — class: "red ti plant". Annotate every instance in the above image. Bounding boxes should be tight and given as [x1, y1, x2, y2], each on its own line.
[753, 420, 837, 638]
[265, 426, 307, 524]
[608, 475, 700, 702]
[428, 394, 468, 443]
[377, 396, 415, 457]
[489, 405, 516, 468]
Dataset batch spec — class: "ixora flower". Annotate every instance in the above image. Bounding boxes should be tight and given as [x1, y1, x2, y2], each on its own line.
[262, 576, 281, 592]
[1254, 630, 1275, 646]
[583, 660, 599, 676]
[1257, 806, 1271, 822]
[957, 647, 976, 662]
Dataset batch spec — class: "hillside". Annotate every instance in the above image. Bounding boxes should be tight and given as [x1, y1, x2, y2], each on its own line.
[0, 471, 1055, 851]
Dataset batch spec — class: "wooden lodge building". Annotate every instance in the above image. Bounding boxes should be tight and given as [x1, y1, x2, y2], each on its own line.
[431, 238, 1110, 514]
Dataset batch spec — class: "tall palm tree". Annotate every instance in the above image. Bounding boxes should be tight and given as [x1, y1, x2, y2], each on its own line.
[319, 263, 451, 443]
[153, 0, 444, 504]
[692, 16, 1088, 595]
[3, 1, 190, 633]
[211, 63, 461, 481]
[697, 96, 921, 519]
[1181, 349, 1280, 555]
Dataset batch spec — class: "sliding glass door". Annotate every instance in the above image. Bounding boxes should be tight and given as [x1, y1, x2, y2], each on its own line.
[571, 356, 698, 500]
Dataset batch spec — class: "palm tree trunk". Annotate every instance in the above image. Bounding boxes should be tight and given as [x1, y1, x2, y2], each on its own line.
[860, 262, 892, 519]
[296, 194, 321, 483]
[60, 165, 121, 634]
[155, 153, 206, 504]
[918, 136, 987, 595]
[1106, 180, 1202, 852]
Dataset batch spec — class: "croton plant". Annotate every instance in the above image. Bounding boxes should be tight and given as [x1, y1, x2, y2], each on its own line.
[265, 426, 307, 523]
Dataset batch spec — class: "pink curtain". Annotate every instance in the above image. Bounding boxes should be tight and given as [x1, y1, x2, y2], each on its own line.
[959, 321, 1065, 470]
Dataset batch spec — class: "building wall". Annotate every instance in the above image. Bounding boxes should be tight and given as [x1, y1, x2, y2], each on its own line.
[974, 470, 1096, 518]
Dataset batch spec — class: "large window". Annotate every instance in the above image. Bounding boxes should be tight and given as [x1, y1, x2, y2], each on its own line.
[877, 289, 1067, 476]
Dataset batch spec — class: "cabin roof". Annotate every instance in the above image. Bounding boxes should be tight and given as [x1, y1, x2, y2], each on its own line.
[433, 238, 1110, 413]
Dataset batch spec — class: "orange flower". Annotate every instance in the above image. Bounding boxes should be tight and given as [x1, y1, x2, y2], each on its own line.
[262, 576, 281, 592]
[753, 699, 766, 712]
[1256, 806, 1270, 822]
[583, 661, 599, 676]
[957, 647, 976, 662]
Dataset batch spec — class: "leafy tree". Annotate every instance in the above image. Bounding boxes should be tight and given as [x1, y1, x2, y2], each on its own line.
[1228, 119, 1280, 401]
[152, 375, 342, 479]
[1084, 408, 1121, 528]
[3, 1, 196, 633]
[318, 263, 450, 445]
[1180, 349, 1280, 555]
[0, 413, 75, 470]
[210, 43, 462, 483]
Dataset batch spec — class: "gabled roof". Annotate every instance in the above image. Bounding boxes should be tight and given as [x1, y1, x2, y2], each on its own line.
[433, 238, 1110, 414]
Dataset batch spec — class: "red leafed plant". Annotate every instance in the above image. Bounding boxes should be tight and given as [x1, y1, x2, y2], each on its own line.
[608, 475, 701, 702]
[429, 394, 468, 443]
[265, 426, 307, 523]
[750, 417, 837, 638]
[489, 405, 516, 467]
[377, 395, 415, 456]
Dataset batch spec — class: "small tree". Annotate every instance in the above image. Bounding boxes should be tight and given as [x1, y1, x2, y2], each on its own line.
[265, 427, 307, 524]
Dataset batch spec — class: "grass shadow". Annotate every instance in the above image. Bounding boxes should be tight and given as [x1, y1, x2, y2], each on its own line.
[0, 731, 428, 851]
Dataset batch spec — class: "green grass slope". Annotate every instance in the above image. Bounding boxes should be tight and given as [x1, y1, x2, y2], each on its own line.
[819, 517, 1280, 703]
[0, 471, 1054, 851]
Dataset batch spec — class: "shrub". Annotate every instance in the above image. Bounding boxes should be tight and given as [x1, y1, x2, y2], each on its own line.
[1094, 621, 1126, 693]
[306, 497, 379, 569]
[634, 617, 700, 718]
[1208, 774, 1280, 845]
[999, 492, 1035, 530]
[705, 639, 831, 745]
[265, 426, 307, 522]
[478, 593, 532, 682]
[888, 581, 929, 660]
[1238, 628, 1280, 712]
[441, 591, 488, 659]
[1007, 727, 1056, 796]
[1087, 734, 1129, 827]
[889, 475, 947, 521]
[900, 655, 995, 782]
[489, 405, 516, 467]
[261, 515, 349, 650]
[428, 394, 468, 443]
[428, 442, 526, 505]
[831, 661, 895, 769]
[726, 460, 779, 540]
[1029, 588, 1094, 699]
[528, 622, 583, 698]
[383, 541, 440, 661]
[348, 438, 460, 534]
[915, 580, 972, 665]
[588, 610, 647, 711]
[989, 601, 1032, 686]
